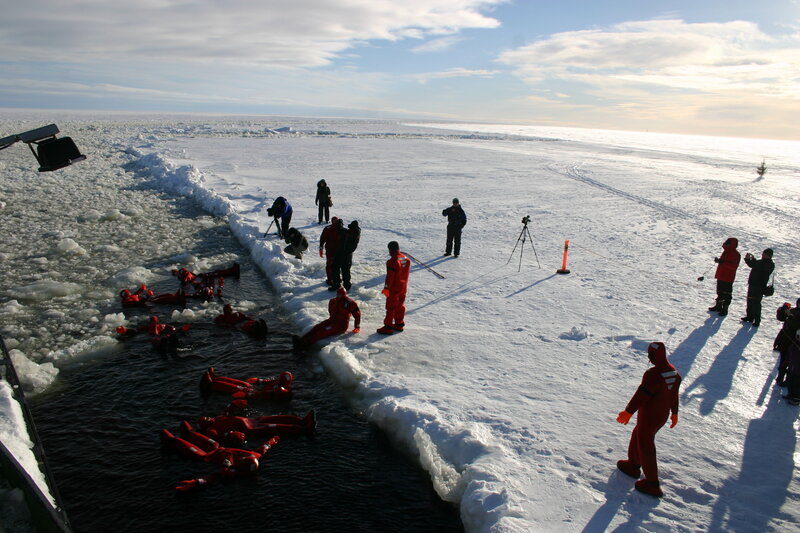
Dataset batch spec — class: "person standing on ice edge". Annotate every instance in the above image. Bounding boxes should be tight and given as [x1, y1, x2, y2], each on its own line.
[315, 179, 332, 224]
[442, 198, 467, 257]
[708, 237, 740, 316]
[616, 341, 681, 498]
[329, 220, 360, 292]
[319, 217, 342, 286]
[378, 241, 411, 335]
[741, 248, 774, 327]
[267, 196, 292, 239]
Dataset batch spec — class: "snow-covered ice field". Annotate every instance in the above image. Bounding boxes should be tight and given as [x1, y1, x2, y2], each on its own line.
[2, 113, 799, 532]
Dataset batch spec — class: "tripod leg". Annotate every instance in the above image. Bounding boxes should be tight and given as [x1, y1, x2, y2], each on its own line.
[525, 227, 541, 268]
[506, 226, 527, 265]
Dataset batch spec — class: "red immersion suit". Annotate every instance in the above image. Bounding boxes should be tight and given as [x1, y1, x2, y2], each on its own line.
[382, 249, 411, 328]
[622, 342, 681, 484]
[299, 288, 361, 347]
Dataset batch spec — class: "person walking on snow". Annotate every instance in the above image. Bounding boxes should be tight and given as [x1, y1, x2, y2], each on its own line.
[442, 198, 467, 257]
[741, 248, 774, 327]
[315, 179, 332, 224]
[292, 287, 361, 350]
[616, 341, 681, 498]
[319, 217, 342, 286]
[378, 241, 411, 335]
[708, 237, 740, 316]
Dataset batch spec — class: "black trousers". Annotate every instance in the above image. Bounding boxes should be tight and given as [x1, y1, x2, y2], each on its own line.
[275, 213, 292, 238]
[318, 203, 330, 223]
[445, 225, 462, 255]
[745, 285, 763, 324]
[332, 254, 353, 290]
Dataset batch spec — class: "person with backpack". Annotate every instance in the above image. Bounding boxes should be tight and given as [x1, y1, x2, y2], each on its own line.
[741, 248, 774, 327]
[707, 237, 740, 316]
[315, 179, 332, 224]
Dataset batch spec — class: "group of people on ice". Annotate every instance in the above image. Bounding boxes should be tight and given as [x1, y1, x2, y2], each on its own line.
[266, 182, 423, 347]
[161, 367, 315, 491]
[614, 235, 798, 498]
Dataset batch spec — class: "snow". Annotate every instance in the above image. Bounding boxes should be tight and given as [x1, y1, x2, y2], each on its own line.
[1, 114, 800, 532]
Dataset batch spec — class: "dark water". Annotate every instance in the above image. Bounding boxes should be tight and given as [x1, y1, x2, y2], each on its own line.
[28, 256, 463, 531]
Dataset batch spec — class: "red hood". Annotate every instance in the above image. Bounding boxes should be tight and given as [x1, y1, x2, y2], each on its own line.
[647, 341, 672, 368]
[723, 238, 738, 251]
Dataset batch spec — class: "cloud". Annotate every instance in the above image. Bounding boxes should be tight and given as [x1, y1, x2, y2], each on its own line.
[411, 36, 466, 53]
[497, 19, 800, 98]
[2, 1, 504, 67]
[415, 67, 500, 83]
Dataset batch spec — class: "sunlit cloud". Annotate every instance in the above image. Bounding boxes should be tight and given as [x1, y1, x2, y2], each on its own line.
[2, 1, 504, 67]
[411, 36, 466, 53]
[415, 67, 500, 83]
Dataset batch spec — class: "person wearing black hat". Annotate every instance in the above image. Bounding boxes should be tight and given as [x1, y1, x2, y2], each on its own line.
[378, 241, 411, 334]
[442, 198, 467, 257]
[330, 220, 360, 291]
[741, 248, 774, 327]
[315, 179, 332, 224]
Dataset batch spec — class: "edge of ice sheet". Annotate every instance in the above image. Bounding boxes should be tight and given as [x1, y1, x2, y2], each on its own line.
[132, 149, 510, 531]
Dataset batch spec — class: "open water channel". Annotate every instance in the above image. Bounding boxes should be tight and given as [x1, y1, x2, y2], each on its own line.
[0, 128, 462, 531]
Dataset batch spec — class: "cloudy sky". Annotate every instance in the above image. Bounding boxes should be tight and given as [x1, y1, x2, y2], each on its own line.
[2, 0, 799, 139]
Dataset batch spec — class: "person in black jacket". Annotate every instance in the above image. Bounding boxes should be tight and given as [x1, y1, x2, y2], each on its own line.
[329, 220, 360, 291]
[283, 228, 308, 260]
[267, 196, 292, 238]
[774, 298, 800, 386]
[442, 198, 467, 257]
[315, 179, 332, 225]
[741, 248, 774, 327]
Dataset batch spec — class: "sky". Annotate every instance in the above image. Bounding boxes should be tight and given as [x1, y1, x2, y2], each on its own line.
[2, 1, 800, 139]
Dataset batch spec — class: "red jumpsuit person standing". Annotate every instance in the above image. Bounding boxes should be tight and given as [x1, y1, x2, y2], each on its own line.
[377, 241, 411, 335]
[616, 341, 681, 498]
[319, 217, 342, 286]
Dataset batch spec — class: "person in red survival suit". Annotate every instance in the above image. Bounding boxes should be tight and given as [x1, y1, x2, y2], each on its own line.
[707, 237, 740, 316]
[196, 410, 316, 439]
[174, 436, 280, 492]
[148, 288, 186, 306]
[377, 241, 411, 335]
[119, 284, 154, 307]
[200, 367, 291, 400]
[213, 304, 269, 338]
[319, 217, 342, 286]
[292, 287, 360, 350]
[616, 341, 681, 498]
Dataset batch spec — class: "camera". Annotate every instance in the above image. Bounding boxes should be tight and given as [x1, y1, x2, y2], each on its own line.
[267, 207, 275, 216]
[521, 215, 531, 225]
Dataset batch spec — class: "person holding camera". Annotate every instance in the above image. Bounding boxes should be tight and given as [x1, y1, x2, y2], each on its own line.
[267, 196, 292, 238]
[315, 179, 332, 225]
[442, 198, 467, 257]
[707, 237, 740, 316]
[741, 248, 774, 327]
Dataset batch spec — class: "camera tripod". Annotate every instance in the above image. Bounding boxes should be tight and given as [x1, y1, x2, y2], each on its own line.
[507, 216, 541, 271]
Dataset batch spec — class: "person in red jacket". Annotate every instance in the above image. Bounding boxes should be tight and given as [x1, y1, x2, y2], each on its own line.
[708, 237, 741, 316]
[292, 287, 361, 349]
[616, 341, 681, 498]
[319, 217, 342, 286]
[378, 241, 411, 335]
